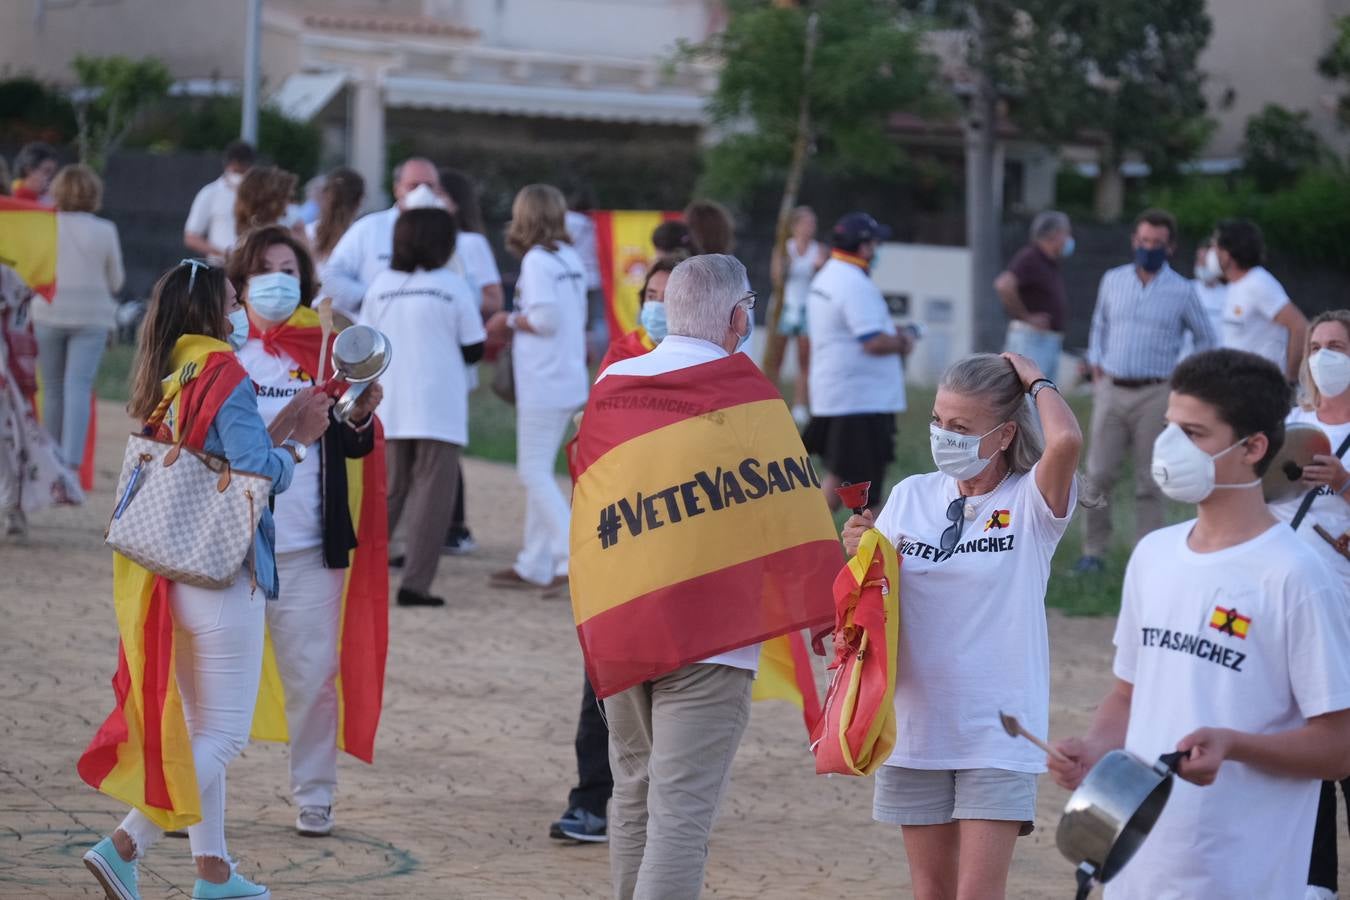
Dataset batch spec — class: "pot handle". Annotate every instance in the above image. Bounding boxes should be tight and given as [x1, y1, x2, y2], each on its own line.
[1156, 749, 1191, 775]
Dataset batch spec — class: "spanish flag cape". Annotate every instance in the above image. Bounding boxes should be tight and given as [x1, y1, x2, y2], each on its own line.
[245, 305, 389, 763]
[810, 528, 900, 776]
[569, 351, 841, 698]
[78, 336, 249, 828]
[598, 326, 656, 372]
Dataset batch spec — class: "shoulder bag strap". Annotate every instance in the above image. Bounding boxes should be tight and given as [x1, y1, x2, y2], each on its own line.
[1291, 430, 1350, 531]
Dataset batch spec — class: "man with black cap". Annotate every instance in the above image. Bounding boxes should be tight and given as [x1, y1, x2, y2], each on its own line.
[804, 212, 911, 512]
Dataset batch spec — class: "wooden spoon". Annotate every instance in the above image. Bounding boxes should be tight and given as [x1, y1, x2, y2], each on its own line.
[316, 297, 334, 385]
[999, 710, 1070, 763]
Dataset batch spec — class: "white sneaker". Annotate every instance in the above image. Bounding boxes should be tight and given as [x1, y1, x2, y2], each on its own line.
[1305, 886, 1337, 900]
[296, 805, 334, 836]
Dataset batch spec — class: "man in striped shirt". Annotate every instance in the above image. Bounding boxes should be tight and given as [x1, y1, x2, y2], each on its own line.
[1075, 208, 1218, 574]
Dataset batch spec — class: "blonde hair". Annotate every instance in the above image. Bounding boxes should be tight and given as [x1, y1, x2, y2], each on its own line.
[52, 164, 102, 213]
[234, 165, 297, 237]
[940, 354, 1044, 475]
[1298, 310, 1350, 410]
[505, 184, 569, 257]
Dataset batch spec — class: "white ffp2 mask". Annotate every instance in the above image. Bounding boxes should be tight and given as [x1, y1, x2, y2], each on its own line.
[1150, 423, 1259, 504]
[1309, 348, 1350, 399]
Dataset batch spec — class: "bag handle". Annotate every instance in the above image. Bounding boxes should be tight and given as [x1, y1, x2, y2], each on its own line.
[1291, 431, 1350, 531]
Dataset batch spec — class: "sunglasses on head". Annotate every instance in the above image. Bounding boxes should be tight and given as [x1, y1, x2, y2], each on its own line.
[179, 258, 212, 295]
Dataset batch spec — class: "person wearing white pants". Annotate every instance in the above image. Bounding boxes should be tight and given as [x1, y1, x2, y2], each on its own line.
[486, 184, 590, 590]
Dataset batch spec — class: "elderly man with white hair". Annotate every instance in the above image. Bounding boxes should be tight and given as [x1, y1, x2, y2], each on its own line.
[995, 209, 1074, 380]
[596, 253, 760, 900]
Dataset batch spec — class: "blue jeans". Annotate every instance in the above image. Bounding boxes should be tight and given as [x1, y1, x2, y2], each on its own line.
[34, 324, 108, 468]
[1004, 321, 1063, 382]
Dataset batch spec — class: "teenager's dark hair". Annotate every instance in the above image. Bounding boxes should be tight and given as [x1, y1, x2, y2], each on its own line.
[128, 263, 229, 420]
[227, 224, 317, 308]
[1133, 207, 1177, 243]
[636, 256, 679, 305]
[438, 167, 485, 234]
[223, 140, 256, 169]
[1170, 348, 1289, 475]
[1215, 219, 1266, 271]
[651, 221, 692, 259]
[14, 141, 57, 178]
[392, 208, 457, 272]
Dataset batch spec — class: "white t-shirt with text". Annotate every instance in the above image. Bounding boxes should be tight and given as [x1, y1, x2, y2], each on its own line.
[1107, 521, 1350, 900]
[360, 267, 486, 445]
[872, 464, 1075, 772]
[806, 257, 906, 416]
[512, 244, 589, 411]
[236, 339, 323, 553]
[1269, 406, 1350, 589]
[599, 335, 759, 673]
[184, 175, 238, 256]
[1222, 266, 1292, 370]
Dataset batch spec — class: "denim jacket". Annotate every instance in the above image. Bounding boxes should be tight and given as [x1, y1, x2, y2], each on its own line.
[201, 379, 295, 598]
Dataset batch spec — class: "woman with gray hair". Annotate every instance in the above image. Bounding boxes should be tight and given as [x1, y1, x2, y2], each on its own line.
[841, 350, 1081, 900]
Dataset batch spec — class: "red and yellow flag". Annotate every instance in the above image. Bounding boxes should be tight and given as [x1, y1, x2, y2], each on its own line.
[78, 336, 247, 828]
[0, 196, 56, 300]
[569, 352, 840, 699]
[244, 306, 390, 763]
[592, 210, 679, 346]
[1209, 605, 1251, 640]
[752, 631, 823, 735]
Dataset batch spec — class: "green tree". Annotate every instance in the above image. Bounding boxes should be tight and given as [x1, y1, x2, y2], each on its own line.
[0, 77, 78, 145]
[128, 96, 322, 182]
[70, 55, 173, 171]
[682, 0, 942, 371]
[1318, 15, 1350, 127]
[1241, 104, 1327, 191]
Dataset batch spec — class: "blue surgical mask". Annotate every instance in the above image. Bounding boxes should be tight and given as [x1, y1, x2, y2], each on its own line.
[639, 301, 668, 342]
[1134, 245, 1167, 273]
[227, 308, 250, 350]
[1061, 236, 1076, 259]
[735, 306, 753, 352]
[247, 271, 302, 322]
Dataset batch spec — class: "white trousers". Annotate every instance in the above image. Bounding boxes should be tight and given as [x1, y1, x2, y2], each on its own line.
[270, 547, 344, 808]
[120, 572, 265, 860]
[512, 406, 575, 585]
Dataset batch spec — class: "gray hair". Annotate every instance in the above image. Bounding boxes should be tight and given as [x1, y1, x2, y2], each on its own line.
[940, 353, 1044, 475]
[391, 156, 436, 184]
[1030, 210, 1070, 242]
[665, 254, 749, 345]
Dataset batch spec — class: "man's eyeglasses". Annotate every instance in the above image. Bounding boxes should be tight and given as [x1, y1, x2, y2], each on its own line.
[740, 290, 757, 311]
[179, 258, 212, 295]
[940, 496, 965, 554]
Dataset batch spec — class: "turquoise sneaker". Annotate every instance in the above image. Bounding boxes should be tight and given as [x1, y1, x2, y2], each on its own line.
[82, 835, 141, 900]
[191, 869, 270, 900]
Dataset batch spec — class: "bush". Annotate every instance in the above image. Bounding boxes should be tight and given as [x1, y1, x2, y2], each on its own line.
[0, 77, 77, 145]
[128, 96, 321, 181]
[1154, 169, 1350, 269]
[1241, 104, 1327, 191]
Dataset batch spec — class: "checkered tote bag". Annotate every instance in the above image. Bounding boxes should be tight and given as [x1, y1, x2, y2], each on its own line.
[105, 395, 270, 589]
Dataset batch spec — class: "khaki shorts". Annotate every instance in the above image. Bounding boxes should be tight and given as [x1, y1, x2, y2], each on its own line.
[873, 765, 1037, 836]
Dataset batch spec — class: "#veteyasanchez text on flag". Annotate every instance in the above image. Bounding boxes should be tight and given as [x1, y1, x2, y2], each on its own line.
[569, 352, 841, 699]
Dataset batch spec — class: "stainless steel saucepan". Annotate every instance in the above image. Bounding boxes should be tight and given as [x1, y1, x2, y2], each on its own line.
[329, 325, 391, 423]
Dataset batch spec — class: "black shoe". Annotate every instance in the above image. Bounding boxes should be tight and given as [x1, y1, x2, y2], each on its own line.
[397, 587, 445, 607]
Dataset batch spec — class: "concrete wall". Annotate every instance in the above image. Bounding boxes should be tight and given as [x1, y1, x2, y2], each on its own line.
[0, 0, 245, 84]
[427, 0, 715, 57]
[1201, 0, 1350, 160]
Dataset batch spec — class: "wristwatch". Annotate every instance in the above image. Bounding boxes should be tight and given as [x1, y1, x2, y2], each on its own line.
[1029, 378, 1058, 400]
[282, 438, 307, 463]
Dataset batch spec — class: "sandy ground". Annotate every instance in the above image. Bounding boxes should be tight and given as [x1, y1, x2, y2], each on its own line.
[1, 401, 1346, 899]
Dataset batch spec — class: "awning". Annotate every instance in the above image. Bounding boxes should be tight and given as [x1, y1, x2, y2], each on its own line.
[384, 75, 707, 126]
[270, 70, 348, 121]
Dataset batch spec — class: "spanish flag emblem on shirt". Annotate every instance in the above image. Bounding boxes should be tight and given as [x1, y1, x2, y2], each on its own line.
[569, 352, 841, 699]
[1209, 606, 1251, 639]
[983, 509, 1011, 532]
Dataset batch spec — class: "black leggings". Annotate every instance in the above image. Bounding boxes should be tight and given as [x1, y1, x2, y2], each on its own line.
[1308, 778, 1350, 890]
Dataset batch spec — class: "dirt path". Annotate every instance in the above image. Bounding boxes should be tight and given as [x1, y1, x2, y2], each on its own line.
[1, 401, 1343, 898]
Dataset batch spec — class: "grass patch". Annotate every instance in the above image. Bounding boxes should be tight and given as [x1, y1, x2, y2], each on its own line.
[95, 343, 135, 406]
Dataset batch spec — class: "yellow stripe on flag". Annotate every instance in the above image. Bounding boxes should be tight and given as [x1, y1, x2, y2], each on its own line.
[571, 398, 828, 623]
[607, 211, 666, 337]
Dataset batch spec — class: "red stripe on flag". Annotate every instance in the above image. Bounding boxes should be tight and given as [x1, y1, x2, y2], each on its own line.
[140, 579, 174, 810]
[787, 630, 822, 733]
[79, 397, 96, 491]
[593, 212, 619, 342]
[77, 643, 134, 790]
[573, 354, 784, 478]
[577, 539, 841, 699]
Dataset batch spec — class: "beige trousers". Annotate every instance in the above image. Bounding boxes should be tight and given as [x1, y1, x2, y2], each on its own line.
[386, 438, 461, 594]
[606, 663, 754, 900]
[1083, 380, 1170, 557]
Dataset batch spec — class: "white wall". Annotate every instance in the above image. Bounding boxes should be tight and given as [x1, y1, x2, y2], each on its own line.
[871, 243, 974, 387]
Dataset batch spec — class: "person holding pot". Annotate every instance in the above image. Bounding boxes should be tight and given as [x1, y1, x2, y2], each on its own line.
[227, 225, 387, 838]
[1268, 310, 1350, 900]
[1048, 348, 1350, 900]
[484, 184, 588, 590]
[79, 259, 331, 900]
[840, 351, 1082, 900]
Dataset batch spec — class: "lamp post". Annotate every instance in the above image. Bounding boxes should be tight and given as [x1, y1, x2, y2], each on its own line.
[241, 0, 262, 143]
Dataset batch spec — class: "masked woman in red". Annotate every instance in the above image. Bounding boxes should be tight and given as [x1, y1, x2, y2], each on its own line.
[80, 259, 331, 900]
[227, 225, 389, 839]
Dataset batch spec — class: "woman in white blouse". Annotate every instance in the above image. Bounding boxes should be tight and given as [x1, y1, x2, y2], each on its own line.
[32, 164, 124, 469]
[485, 184, 589, 589]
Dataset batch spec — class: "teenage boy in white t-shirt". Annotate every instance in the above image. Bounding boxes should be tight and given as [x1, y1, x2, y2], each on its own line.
[1049, 348, 1350, 900]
